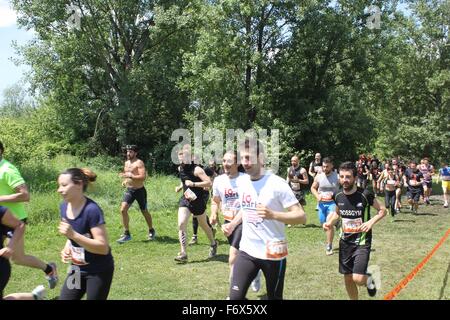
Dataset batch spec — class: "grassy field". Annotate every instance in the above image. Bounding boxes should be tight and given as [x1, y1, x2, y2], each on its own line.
[4, 155, 450, 300]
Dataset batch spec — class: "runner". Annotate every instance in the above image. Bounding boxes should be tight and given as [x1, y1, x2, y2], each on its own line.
[437, 161, 450, 208]
[418, 158, 434, 205]
[376, 162, 390, 194]
[403, 160, 424, 215]
[356, 155, 370, 189]
[286, 155, 309, 206]
[311, 157, 340, 255]
[391, 158, 403, 213]
[0, 141, 58, 289]
[57, 168, 115, 300]
[308, 153, 323, 179]
[229, 138, 306, 300]
[210, 151, 261, 294]
[117, 145, 156, 243]
[0, 205, 47, 300]
[174, 147, 217, 262]
[189, 159, 217, 246]
[323, 161, 386, 300]
[369, 159, 381, 194]
[383, 167, 401, 221]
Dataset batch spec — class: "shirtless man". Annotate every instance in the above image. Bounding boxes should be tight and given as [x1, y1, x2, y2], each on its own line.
[117, 145, 155, 243]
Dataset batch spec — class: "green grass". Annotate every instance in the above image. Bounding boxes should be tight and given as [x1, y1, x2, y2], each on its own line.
[4, 156, 450, 300]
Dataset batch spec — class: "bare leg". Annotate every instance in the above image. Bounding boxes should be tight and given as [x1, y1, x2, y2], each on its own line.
[120, 202, 130, 232]
[141, 209, 153, 229]
[10, 235, 47, 271]
[196, 212, 215, 245]
[178, 207, 191, 255]
[344, 274, 359, 300]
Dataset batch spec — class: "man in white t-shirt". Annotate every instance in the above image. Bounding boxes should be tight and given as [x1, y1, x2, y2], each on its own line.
[228, 138, 306, 300]
[211, 151, 261, 293]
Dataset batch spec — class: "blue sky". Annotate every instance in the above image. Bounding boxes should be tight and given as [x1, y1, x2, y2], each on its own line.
[0, 0, 34, 102]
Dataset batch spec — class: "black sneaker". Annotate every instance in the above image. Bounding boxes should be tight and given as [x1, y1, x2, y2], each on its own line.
[367, 273, 377, 297]
[209, 241, 218, 258]
[148, 228, 156, 241]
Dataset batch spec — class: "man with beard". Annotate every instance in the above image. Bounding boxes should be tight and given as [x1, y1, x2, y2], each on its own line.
[403, 160, 424, 215]
[323, 161, 386, 300]
[117, 145, 156, 243]
[229, 138, 306, 300]
[311, 157, 339, 255]
[286, 155, 309, 206]
[210, 151, 261, 294]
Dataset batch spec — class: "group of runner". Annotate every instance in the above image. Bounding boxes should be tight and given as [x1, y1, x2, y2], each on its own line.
[1, 138, 449, 300]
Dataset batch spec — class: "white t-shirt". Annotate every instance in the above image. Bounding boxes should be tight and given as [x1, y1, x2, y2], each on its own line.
[236, 172, 299, 261]
[212, 172, 245, 221]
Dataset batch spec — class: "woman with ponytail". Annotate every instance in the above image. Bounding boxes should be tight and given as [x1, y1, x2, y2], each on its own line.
[57, 168, 114, 300]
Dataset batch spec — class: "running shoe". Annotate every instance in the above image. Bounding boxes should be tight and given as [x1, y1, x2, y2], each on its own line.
[45, 263, 58, 289]
[32, 285, 47, 300]
[366, 273, 377, 297]
[366, 265, 381, 297]
[188, 236, 198, 246]
[117, 234, 132, 244]
[326, 244, 333, 256]
[174, 252, 188, 263]
[251, 270, 262, 292]
[444, 202, 449, 208]
[209, 241, 218, 258]
[147, 228, 156, 241]
[395, 208, 401, 214]
[425, 198, 431, 205]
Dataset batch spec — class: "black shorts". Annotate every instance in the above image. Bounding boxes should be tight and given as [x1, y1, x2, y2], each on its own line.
[4, 218, 27, 238]
[179, 197, 207, 216]
[292, 190, 306, 206]
[406, 188, 422, 202]
[339, 240, 371, 275]
[224, 221, 242, 250]
[122, 187, 147, 210]
[422, 181, 432, 189]
[0, 257, 11, 300]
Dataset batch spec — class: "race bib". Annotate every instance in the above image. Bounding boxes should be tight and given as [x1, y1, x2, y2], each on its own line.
[70, 245, 88, 266]
[386, 179, 396, 186]
[184, 188, 197, 201]
[291, 182, 301, 191]
[266, 240, 288, 259]
[320, 191, 333, 202]
[342, 218, 362, 234]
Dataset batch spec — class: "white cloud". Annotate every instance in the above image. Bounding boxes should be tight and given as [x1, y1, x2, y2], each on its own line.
[0, 0, 17, 28]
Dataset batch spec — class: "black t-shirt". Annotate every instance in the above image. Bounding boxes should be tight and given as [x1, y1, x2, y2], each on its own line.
[357, 162, 369, 179]
[60, 198, 114, 273]
[179, 164, 206, 200]
[0, 206, 7, 250]
[334, 188, 375, 246]
[404, 169, 423, 190]
[288, 166, 307, 191]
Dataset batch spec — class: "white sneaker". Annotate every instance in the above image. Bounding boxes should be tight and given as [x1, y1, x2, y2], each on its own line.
[32, 285, 47, 300]
[251, 270, 262, 292]
[367, 265, 382, 290]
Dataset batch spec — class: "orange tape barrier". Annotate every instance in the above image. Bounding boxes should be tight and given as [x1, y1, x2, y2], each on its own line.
[384, 228, 450, 300]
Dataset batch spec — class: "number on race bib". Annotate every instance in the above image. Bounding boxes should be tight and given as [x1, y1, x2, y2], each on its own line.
[342, 218, 363, 234]
[70, 245, 88, 266]
[266, 240, 288, 259]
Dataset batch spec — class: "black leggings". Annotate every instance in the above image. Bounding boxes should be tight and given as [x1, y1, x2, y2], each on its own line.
[0, 257, 11, 300]
[59, 267, 114, 300]
[229, 251, 286, 300]
[385, 190, 396, 216]
[192, 215, 213, 236]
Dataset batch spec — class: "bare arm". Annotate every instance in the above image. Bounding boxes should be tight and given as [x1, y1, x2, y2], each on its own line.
[300, 169, 309, 185]
[59, 223, 110, 255]
[0, 210, 25, 258]
[311, 176, 321, 201]
[210, 196, 221, 225]
[359, 198, 386, 232]
[185, 167, 212, 188]
[0, 184, 30, 203]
